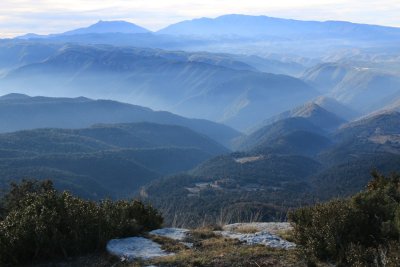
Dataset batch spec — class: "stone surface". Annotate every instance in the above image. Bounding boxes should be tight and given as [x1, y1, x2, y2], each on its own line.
[218, 222, 295, 249]
[150, 228, 189, 241]
[106, 237, 173, 261]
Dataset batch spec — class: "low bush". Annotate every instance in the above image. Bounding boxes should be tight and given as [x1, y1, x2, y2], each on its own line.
[0, 179, 163, 265]
[289, 172, 400, 266]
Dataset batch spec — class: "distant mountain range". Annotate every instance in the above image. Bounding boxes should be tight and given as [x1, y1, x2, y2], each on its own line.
[17, 20, 150, 39]
[9, 15, 400, 59]
[158, 14, 400, 40]
[62, 20, 150, 35]
[0, 93, 240, 148]
[16, 15, 400, 41]
[302, 63, 400, 113]
[0, 41, 307, 77]
[0, 44, 317, 130]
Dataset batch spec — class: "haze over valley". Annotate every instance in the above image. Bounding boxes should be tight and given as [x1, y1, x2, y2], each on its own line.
[2, 11, 400, 220]
[1, 5, 400, 266]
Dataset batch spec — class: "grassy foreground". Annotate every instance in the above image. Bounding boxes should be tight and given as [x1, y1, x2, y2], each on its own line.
[146, 229, 299, 267]
[38, 227, 325, 267]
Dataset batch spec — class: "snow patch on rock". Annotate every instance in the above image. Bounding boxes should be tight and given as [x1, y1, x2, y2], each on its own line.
[218, 231, 295, 249]
[106, 237, 173, 261]
[150, 228, 193, 248]
[218, 222, 295, 249]
[150, 228, 189, 241]
[223, 222, 292, 235]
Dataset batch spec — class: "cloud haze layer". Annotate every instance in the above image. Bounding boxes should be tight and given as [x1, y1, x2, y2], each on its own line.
[0, 0, 399, 37]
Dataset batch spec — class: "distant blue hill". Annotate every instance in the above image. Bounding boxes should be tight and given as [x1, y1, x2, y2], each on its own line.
[16, 15, 400, 41]
[61, 20, 151, 35]
[16, 20, 150, 39]
[158, 14, 400, 40]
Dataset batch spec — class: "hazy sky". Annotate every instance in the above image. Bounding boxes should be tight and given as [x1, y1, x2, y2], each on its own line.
[0, 0, 399, 37]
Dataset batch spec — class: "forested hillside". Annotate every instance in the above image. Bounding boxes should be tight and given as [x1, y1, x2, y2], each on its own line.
[143, 110, 400, 226]
[0, 122, 228, 199]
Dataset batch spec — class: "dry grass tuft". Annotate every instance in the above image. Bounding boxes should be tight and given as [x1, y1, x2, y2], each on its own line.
[146, 234, 302, 267]
[234, 225, 260, 234]
[186, 227, 219, 242]
[275, 229, 295, 243]
[146, 234, 189, 253]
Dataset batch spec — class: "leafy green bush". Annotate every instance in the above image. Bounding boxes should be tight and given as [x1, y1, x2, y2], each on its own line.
[289, 172, 400, 266]
[0, 179, 163, 265]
